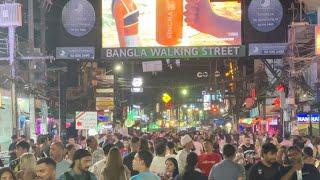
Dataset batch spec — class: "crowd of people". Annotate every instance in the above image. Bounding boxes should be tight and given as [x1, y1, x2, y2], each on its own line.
[0, 130, 320, 180]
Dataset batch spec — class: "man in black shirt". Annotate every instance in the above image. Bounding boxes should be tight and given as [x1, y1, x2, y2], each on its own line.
[8, 135, 18, 161]
[279, 146, 320, 180]
[9, 140, 30, 172]
[248, 143, 281, 180]
[241, 135, 256, 171]
[123, 136, 140, 176]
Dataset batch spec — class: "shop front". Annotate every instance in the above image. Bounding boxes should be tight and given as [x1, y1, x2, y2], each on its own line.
[239, 115, 280, 135]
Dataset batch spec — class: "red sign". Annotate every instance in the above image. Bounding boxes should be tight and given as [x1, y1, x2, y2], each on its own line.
[316, 25, 320, 55]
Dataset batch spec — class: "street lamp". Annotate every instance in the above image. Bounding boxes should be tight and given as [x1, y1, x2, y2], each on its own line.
[114, 64, 123, 72]
[181, 88, 188, 96]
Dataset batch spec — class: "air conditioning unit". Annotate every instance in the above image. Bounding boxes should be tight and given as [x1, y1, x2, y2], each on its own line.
[0, 3, 22, 27]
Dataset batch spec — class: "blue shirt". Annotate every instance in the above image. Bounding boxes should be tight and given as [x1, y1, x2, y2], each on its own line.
[130, 171, 161, 180]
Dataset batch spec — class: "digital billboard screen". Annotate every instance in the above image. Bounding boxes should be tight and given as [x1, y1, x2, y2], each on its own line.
[102, 0, 242, 48]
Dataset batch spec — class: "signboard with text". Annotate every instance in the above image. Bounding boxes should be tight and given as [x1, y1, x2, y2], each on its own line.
[96, 97, 114, 110]
[75, 111, 97, 130]
[101, 46, 245, 60]
[249, 43, 287, 56]
[56, 47, 95, 60]
[101, 0, 243, 59]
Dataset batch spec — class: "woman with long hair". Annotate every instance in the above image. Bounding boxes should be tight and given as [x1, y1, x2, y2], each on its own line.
[0, 167, 16, 180]
[175, 152, 206, 180]
[100, 147, 130, 180]
[17, 153, 37, 180]
[161, 158, 179, 180]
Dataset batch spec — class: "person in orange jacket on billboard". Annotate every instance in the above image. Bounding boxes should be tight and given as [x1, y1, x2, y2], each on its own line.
[112, 0, 140, 47]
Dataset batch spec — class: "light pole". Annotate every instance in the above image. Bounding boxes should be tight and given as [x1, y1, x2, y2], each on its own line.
[0, 2, 22, 136]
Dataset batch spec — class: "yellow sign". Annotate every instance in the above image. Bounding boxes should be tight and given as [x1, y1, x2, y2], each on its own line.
[316, 25, 320, 55]
[162, 93, 171, 103]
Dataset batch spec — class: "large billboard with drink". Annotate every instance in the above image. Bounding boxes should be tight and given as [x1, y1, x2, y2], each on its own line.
[101, 0, 243, 59]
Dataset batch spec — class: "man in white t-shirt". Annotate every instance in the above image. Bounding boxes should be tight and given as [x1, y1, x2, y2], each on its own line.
[150, 142, 167, 175]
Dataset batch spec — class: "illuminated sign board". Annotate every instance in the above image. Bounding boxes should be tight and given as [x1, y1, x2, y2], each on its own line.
[101, 0, 242, 59]
[297, 113, 320, 124]
[101, 46, 245, 59]
[316, 25, 320, 56]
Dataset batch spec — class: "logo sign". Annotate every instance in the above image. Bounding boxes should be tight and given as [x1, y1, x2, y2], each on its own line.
[248, 0, 283, 32]
[62, 0, 96, 37]
[75, 111, 97, 129]
[131, 87, 143, 93]
[101, 46, 246, 60]
[297, 113, 320, 124]
[316, 25, 320, 56]
[197, 72, 209, 78]
[132, 77, 143, 87]
[56, 47, 95, 60]
[249, 43, 287, 56]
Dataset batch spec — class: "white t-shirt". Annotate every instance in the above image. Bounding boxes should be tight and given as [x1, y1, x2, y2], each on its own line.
[150, 156, 167, 175]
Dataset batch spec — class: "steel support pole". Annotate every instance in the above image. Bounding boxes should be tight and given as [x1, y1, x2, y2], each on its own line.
[9, 26, 18, 136]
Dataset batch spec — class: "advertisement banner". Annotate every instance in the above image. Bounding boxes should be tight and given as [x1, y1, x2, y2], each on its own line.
[101, 45, 245, 59]
[75, 111, 97, 130]
[102, 0, 241, 48]
[243, 0, 290, 43]
[249, 43, 287, 56]
[46, 0, 101, 56]
[316, 25, 320, 55]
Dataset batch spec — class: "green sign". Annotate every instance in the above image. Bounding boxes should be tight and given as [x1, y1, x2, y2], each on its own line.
[101, 46, 245, 60]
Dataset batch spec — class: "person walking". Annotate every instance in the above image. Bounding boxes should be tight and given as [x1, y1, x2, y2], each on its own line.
[123, 137, 140, 176]
[174, 152, 206, 180]
[162, 158, 179, 180]
[208, 144, 246, 180]
[247, 143, 281, 180]
[130, 150, 160, 180]
[58, 149, 97, 180]
[36, 158, 56, 180]
[50, 142, 71, 178]
[176, 135, 193, 174]
[90, 143, 114, 180]
[9, 141, 30, 172]
[86, 136, 104, 165]
[100, 147, 130, 180]
[198, 139, 221, 177]
[16, 153, 37, 180]
[150, 142, 167, 175]
[0, 167, 17, 180]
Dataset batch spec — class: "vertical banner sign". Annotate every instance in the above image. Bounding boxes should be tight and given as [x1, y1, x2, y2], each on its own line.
[75, 111, 97, 130]
[316, 25, 320, 56]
